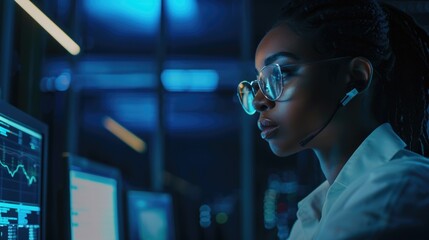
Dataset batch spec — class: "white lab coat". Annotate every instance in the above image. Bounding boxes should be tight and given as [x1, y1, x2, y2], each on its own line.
[288, 123, 429, 239]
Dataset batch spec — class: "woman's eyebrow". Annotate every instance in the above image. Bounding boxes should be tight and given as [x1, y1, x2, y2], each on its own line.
[255, 51, 300, 74]
[264, 52, 300, 66]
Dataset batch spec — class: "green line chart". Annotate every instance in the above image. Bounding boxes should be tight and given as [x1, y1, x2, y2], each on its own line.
[0, 160, 37, 186]
[0, 143, 38, 186]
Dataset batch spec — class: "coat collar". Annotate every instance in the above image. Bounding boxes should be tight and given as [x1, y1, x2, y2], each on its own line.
[297, 123, 406, 225]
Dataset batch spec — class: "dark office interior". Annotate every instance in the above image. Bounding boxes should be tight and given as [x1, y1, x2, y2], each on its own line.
[0, 0, 428, 240]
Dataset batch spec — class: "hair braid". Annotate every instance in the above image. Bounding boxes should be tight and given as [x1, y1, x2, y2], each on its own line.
[381, 3, 429, 156]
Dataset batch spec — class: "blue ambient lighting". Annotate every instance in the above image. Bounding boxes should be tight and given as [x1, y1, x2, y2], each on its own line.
[83, 0, 161, 33]
[77, 73, 156, 89]
[166, 0, 198, 21]
[161, 69, 219, 92]
[83, 0, 198, 34]
[40, 71, 71, 92]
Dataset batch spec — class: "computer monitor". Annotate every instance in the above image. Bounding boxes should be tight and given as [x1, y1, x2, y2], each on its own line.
[0, 100, 48, 240]
[127, 190, 176, 240]
[67, 155, 123, 240]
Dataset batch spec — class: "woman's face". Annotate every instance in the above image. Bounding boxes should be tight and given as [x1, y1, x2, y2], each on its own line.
[254, 23, 347, 156]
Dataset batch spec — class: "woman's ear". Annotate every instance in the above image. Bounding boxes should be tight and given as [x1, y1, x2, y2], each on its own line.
[347, 57, 373, 92]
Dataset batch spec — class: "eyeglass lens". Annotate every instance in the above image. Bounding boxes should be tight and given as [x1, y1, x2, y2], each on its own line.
[238, 82, 256, 115]
[261, 64, 282, 101]
[238, 64, 285, 115]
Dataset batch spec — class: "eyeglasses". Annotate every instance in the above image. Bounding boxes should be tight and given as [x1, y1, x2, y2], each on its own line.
[237, 56, 351, 115]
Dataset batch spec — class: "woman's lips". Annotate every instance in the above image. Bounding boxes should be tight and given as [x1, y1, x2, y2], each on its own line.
[258, 118, 280, 140]
[261, 126, 280, 139]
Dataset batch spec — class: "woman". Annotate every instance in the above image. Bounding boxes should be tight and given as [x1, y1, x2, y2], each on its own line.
[237, 0, 429, 239]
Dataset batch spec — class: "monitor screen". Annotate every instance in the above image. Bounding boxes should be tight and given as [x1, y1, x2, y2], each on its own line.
[127, 190, 175, 240]
[68, 156, 122, 240]
[0, 101, 48, 240]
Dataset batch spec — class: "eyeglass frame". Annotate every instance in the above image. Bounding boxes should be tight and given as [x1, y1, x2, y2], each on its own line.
[237, 56, 352, 115]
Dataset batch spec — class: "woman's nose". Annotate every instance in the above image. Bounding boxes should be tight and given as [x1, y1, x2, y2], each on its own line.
[252, 90, 275, 113]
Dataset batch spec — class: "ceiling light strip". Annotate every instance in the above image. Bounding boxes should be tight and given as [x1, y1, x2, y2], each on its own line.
[15, 0, 80, 55]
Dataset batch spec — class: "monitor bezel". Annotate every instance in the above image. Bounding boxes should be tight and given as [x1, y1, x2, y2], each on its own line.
[65, 154, 125, 240]
[0, 100, 48, 240]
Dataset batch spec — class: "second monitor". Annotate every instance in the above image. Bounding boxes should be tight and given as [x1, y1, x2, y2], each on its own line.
[127, 190, 176, 240]
[68, 155, 123, 240]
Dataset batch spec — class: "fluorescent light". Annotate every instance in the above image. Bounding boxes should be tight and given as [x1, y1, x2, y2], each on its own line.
[103, 117, 146, 153]
[15, 0, 81, 55]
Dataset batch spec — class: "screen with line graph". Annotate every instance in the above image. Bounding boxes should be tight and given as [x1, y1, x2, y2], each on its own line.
[0, 106, 45, 240]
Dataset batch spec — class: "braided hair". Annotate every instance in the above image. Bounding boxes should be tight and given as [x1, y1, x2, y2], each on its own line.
[275, 0, 429, 156]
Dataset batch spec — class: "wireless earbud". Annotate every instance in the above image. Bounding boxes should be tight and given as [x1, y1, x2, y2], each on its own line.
[340, 88, 359, 106]
[341, 62, 373, 106]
